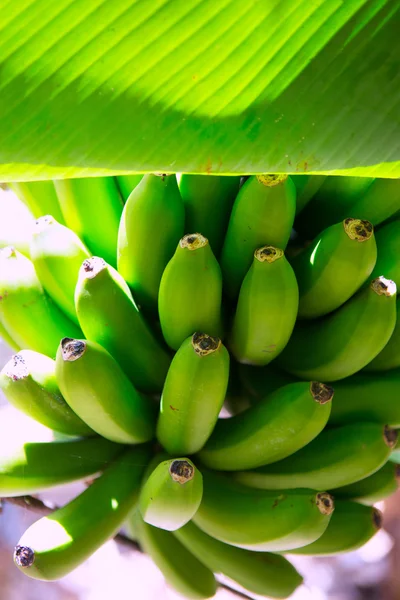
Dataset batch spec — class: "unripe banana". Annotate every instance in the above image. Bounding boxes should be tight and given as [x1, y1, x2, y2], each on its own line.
[0, 187, 34, 258]
[193, 470, 334, 552]
[235, 422, 397, 490]
[158, 234, 223, 350]
[198, 382, 332, 471]
[288, 501, 382, 556]
[115, 174, 143, 201]
[178, 174, 240, 256]
[30, 216, 90, 325]
[0, 349, 94, 436]
[333, 461, 399, 505]
[228, 246, 298, 365]
[117, 174, 184, 313]
[292, 219, 377, 319]
[0, 321, 19, 351]
[364, 296, 400, 372]
[156, 333, 229, 454]
[329, 370, 400, 427]
[277, 276, 397, 381]
[14, 445, 151, 581]
[55, 338, 156, 444]
[0, 404, 124, 496]
[291, 174, 327, 215]
[369, 220, 400, 290]
[9, 181, 65, 223]
[220, 174, 296, 299]
[174, 521, 303, 599]
[139, 458, 203, 531]
[54, 177, 124, 267]
[0, 247, 81, 357]
[135, 515, 217, 600]
[75, 257, 171, 393]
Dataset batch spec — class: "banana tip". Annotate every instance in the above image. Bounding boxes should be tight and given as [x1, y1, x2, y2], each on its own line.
[310, 382, 334, 404]
[316, 492, 335, 516]
[370, 277, 397, 297]
[169, 460, 194, 484]
[254, 246, 284, 263]
[61, 338, 86, 362]
[384, 425, 398, 448]
[14, 545, 35, 568]
[81, 257, 106, 279]
[256, 174, 288, 187]
[34, 215, 56, 232]
[5, 353, 29, 380]
[343, 218, 373, 241]
[192, 332, 221, 356]
[180, 233, 208, 250]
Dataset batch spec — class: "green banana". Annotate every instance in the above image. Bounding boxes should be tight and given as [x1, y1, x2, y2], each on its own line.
[158, 234, 223, 350]
[14, 445, 151, 581]
[0, 404, 124, 496]
[277, 276, 397, 381]
[369, 220, 400, 290]
[364, 296, 400, 372]
[291, 219, 377, 319]
[291, 174, 327, 215]
[0, 188, 34, 257]
[54, 177, 124, 267]
[30, 216, 90, 325]
[156, 333, 229, 454]
[328, 370, 400, 427]
[198, 381, 333, 471]
[0, 320, 19, 351]
[9, 181, 65, 223]
[135, 514, 217, 600]
[0, 247, 81, 357]
[115, 174, 143, 201]
[55, 338, 156, 444]
[117, 174, 184, 313]
[333, 461, 399, 505]
[75, 256, 171, 393]
[288, 501, 382, 556]
[235, 422, 397, 491]
[174, 522, 302, 599]
[219, 174, 296, 299]
[0, 349, 94, 436]
[193, 470, 334, 552]
[228, 246, 299, 365]
[178, 174, 240, 256]
[139, 458, 203, 531]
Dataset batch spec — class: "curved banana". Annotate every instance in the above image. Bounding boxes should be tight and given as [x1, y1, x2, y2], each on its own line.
[277, 276, 397, 381]
[14, 445, 151, 581]
[328, 369, 400, 427]
[198, 381, 332, 471]
[178, 174, 240, 256]
[139, 458, 203, 531]
[54, 177, 124, 267]
[193, 470, 334, 552]
[364, 296, 400, 372]
[228, 246, 298, 365]
[0, 247, 81, 357]
[292, 219, 377, 319]
[156, 333, 229, 454]
[75, 256, 171, 393]
[115, 175, 143, 201]
[235, 422, 397, 490]
[135, 514, 217, 600]
[55, 338, 156, 444]
[0, 349, 94, 436]
[288, 501, 382, 556]
[9, 181, 65, 223]
[369, 220, 400, 290]
[158, 234, 223, 350]
[333, 461, 399, 505]
[220, 174, 296, 299]
[117, 174, 184, 313]
[0, 404, 124, 496]
[292, 174, 327, 215]
[0, 187, 34, 258]
[174, 521, 303, 600]
[30, 216, 90, 325]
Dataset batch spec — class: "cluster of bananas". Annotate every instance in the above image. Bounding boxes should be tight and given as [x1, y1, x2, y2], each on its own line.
[1, 172, 400, 599]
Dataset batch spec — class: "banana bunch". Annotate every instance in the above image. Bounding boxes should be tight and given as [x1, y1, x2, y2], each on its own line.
[1, 172, 400, 599]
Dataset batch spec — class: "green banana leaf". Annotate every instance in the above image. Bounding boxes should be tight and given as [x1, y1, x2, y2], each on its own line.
[0, 0, 399, 180]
